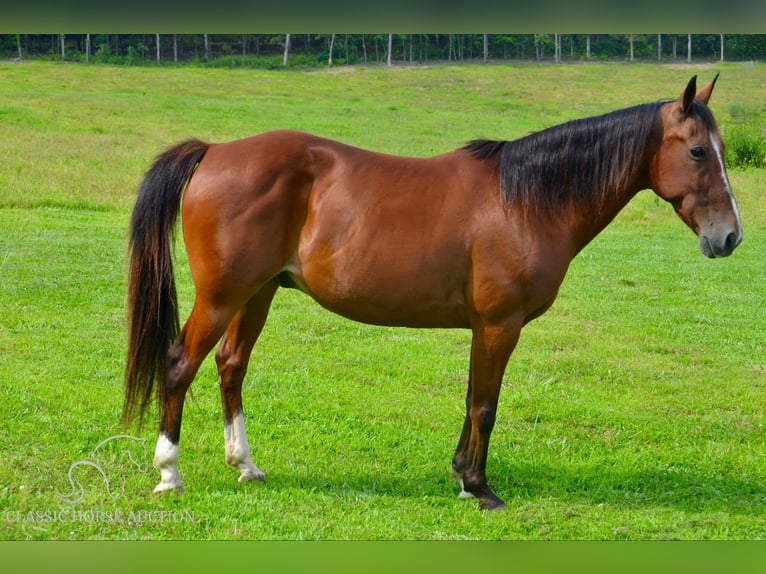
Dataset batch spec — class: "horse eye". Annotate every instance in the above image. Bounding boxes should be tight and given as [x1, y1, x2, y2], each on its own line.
[690, 146, 706, 160]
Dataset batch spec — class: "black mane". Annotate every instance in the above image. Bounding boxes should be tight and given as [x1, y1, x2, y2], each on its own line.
[463, 102, 672, 212]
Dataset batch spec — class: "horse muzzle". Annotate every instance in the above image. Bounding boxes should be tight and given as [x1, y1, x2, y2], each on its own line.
[699, 226, 742, 258]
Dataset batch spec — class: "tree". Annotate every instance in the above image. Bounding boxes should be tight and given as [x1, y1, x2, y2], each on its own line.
[4, 33, 766, 65]
[657, 34, 662, 61]
[688, 34, 692, 62]
[283, 33, 290, 66]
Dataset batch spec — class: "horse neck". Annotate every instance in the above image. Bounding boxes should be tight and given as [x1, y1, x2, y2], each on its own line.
[498, 102, 664, 258]
[565, 151, 655, 258]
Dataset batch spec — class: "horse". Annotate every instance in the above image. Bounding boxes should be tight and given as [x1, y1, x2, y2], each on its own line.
[123, 75, 742, 511]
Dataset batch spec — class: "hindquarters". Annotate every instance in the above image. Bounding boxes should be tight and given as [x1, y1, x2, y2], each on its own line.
[139, 131, 321, 492]
[181, 131, 319, 304]
[124, 130, 317, 433]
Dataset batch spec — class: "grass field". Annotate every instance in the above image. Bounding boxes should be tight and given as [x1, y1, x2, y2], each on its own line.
[0, 60, 764, 540]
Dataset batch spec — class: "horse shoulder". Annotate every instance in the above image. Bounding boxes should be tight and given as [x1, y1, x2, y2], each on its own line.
[466, 210, 574, 328]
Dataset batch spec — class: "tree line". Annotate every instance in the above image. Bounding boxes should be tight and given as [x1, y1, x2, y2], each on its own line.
[3, 34, 766, 66]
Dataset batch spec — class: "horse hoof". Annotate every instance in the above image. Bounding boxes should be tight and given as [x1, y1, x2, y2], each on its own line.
[238, 469, 265, 483]
[153, 481, 184, 495]
[478, 497, 507, 511]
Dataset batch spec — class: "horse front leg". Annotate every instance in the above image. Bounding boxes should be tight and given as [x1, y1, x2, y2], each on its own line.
[450, 383, 475, 499]
[452, 319, 521, 511]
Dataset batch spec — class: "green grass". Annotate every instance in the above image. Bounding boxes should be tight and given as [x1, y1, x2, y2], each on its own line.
[0, 61, 764, 540]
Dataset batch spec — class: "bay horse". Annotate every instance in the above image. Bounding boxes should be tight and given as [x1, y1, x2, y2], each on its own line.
[123, 75, 742, 510]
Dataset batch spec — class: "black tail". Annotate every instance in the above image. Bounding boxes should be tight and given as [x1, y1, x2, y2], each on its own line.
[123, 139, 209, 429]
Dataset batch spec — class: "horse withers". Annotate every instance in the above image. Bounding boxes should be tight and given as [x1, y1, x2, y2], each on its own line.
[123, 75, 741, 510]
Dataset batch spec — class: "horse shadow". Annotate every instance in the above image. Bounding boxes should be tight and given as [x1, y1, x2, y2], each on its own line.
[252, 456, 765, 519]
[58, 434, 148, 504]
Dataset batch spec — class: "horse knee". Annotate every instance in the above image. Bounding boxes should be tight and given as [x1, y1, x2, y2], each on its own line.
[470, 402, 497, 433]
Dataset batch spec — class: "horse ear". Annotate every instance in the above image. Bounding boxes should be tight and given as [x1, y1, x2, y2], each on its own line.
[681, 75, 697, 115]
[695, 73, 719, 105]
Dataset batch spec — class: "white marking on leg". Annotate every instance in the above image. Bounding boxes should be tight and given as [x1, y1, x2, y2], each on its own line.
[458, 479, 475, 499]
[224, 412, 264, 483]
[451, 467, 474, 499]
[152, 433, 184, 494]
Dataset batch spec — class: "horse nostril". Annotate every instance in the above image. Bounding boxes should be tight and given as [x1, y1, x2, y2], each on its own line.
[724, 231, 737, 254]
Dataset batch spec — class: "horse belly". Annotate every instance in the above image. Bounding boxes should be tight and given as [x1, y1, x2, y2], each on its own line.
[284, 251, 470, 329]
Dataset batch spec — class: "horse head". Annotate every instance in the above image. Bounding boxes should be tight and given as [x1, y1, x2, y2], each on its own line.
[651, 75, 743, 258]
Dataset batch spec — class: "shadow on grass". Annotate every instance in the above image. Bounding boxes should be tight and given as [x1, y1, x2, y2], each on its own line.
[247, 459, 765, 517]
[490, 460, 765, 516]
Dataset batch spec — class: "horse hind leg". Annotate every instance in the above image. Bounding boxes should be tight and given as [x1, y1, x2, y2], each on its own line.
[153, 299, 240, 494]
[215, 281, 279, 484]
